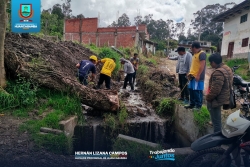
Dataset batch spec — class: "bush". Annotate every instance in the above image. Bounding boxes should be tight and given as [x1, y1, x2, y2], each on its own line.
[193, 106, 210, 133]
[98, 47, 121, 74]
[156, 98, 176, 117]
[1, 76, 38, 111]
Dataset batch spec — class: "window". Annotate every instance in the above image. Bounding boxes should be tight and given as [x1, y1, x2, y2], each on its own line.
[242, 38, 249, 47]
[240, 14, 248, 23]
[204, 42, 207, 45]
[200, 43, 203, 45]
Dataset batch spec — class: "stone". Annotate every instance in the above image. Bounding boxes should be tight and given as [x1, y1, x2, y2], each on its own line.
[136, 107, 147, 117]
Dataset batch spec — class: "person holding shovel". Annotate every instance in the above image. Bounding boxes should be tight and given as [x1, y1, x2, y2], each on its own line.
[175, 47, 192, 104]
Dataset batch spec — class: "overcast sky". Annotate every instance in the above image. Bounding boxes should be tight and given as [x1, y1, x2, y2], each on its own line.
[41, 0, 244, 31]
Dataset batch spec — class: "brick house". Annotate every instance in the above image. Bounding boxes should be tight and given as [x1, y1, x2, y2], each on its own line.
[63, 17, 156, 54]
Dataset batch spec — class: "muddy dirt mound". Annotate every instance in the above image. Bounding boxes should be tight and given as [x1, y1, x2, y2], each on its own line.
[4, 33, 119, 111]
[137, 68, 179, 103]
[5, 33, 94, 77]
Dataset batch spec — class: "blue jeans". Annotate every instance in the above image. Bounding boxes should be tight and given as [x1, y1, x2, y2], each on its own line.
[207, 102, 221, 133]
[189, 89, 203, 108]
[79, 75, 88, 86]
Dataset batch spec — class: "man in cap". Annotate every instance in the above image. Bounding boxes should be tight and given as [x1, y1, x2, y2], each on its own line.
[96, 57, 116, 89]
[185, 42, 206, 110]
[76, 55, 97, 85]
[120, 58, 135, 91]
[175, 47, 192, 104]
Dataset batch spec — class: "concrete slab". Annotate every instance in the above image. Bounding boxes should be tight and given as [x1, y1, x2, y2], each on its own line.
[117, 134, 160, 148]
[59, 116, 77, 137]
[40, 127, 63, 135]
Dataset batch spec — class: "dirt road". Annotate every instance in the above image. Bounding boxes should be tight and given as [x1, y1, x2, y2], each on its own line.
[161, 58, 214, 94]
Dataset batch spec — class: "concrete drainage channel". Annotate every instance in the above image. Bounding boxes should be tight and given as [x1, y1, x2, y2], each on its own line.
[38, 83, 203, 157]
[37, 105, 206, 157]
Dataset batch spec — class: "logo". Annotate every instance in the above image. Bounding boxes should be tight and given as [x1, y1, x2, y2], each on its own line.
[19, 4, 34, 19]
[11, 0, 41, 33]
[148, 149, 175, 161]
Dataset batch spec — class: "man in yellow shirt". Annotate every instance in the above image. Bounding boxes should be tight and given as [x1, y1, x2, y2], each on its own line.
[96, 57, 116, 89]
[185, 42, 206, 110]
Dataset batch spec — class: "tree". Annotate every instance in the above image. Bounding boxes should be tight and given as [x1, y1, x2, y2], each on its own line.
[191, 2, 236, 45]
[108, 21, 117, 27]
[0, 0, 7, 88]
[62, 0, 72, 18]
[117, 13, 131, 27]
[41, 11, 59, 36]
[178, 35, 186, 42]
[51, 4, 64, 20]
[134, 15, 142, 26]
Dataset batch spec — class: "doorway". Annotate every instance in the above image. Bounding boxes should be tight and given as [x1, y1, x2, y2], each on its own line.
[227, 42, 234, 58]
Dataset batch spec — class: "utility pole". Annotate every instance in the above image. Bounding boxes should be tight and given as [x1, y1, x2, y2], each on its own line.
[198, 10, 203, 42]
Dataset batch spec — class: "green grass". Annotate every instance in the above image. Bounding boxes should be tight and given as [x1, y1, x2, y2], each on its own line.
[156, 98, 177, 117]
[148, 58, 157, 65]
[225, 58, 250, 81]
[193, 106, 210, 133]
[137, 65, 149, 75]
[18, 88, 83, 154]
[206, 53, 211, 68]
[1, 77, 83, 154]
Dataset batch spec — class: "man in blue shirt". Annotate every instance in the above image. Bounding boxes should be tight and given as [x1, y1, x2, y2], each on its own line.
[76, 55, 97, 85]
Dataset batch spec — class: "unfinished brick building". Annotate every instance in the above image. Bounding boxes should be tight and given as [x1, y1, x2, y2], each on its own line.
[63, 17, 156, 54]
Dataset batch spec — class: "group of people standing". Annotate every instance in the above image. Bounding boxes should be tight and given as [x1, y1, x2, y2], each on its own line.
[175, 42, 233, 133]
[76, 53, 139, 92]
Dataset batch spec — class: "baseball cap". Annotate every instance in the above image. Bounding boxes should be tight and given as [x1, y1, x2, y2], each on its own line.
[175, 47, 185, 52]
[191, 42, 201, 48]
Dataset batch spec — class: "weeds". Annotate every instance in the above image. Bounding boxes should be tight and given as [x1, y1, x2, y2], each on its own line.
[104, 113, 117, 131]
[137, 65, 149, 75]
[1, 77, 83, 154]
[156, 98, 176, 117]
[0, 76, 38, 111]
[193, 106, 210, 133]
[118, 103, 128, 127]
[226, 58, 250, 81]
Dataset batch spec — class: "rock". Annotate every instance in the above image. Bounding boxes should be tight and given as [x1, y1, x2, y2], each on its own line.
[121, 92, 130, 99]
[136, 107, 147, 117]
[17, 140, 23, 143]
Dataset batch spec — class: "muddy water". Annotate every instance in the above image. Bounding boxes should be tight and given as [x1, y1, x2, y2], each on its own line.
[73, 81, 175, 152]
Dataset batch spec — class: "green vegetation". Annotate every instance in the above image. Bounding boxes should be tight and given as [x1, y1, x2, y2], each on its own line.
[103, 103, 128, 132]
[193, 106, 210, 133]
[225, 58, 250, 81]
[112, 138, 183, 167]
[148, 58, 157, 65]
[0, 76, 38, 111]
[137, 65, 149, 75]
[206, 53, 211, 67]
[156, 98, 177, 117]
[1, 77, 83, 154]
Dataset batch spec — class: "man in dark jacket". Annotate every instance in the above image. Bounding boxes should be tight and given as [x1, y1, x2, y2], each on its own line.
[206, 53, 233, 133]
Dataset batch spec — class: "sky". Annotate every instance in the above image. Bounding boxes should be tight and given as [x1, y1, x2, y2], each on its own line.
[41, 0, 244, 31]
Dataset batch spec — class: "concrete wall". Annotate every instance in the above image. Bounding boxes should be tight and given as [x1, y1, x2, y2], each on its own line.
[221, 10, 250, 58]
